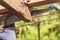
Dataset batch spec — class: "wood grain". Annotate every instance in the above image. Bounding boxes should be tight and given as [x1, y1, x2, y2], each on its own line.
[0, 0, 32, 21]
[28, 0, 60, 7]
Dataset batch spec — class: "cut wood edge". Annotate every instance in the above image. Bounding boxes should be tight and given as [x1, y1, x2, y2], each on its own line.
[4, 7, 54, 26]
[0, 0, 32, 21]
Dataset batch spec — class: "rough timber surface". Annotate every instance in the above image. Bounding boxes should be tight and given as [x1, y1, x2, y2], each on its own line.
[28, 0, 60, 7]
[0, 0, 32, 21]
[5, 8, 54, 26]
[0, 0, 59, 26]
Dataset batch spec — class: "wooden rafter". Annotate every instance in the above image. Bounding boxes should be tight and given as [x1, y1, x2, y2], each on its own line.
[0, 0, 59, 16]
[0, 0, 59, 25]
[28, 0, 60, 7]
[0, 0, 32, 21]
[0, 7, 54, 16]
[0, 8, 54, 26]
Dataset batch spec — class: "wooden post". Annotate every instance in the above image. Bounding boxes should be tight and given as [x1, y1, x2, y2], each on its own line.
[37, 17, 40, 40]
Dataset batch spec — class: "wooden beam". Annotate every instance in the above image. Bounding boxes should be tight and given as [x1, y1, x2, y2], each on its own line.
[0, 0, 32, 21]
[0, 9, 10, 15]
[28, 0, 60, 7]
[32, 7, 54, 17]
[0, 0, 59, 22]
[0, 7, 54, 26]
[0, 7, 54, 17]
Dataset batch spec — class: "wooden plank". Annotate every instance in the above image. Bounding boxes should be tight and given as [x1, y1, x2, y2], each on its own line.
[2, 8, 54, 26]
[32, 8, 54, 17]
[0, 7, 54, 16]
[0, 9, 10, 15]
[0, 0, 32, 21]
[28, 0, 60, 7]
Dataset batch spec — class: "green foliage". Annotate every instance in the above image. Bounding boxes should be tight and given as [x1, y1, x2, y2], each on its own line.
[16, 3, 60, 40]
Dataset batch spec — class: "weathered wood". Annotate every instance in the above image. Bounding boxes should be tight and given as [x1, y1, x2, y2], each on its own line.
[0, 0, 32, 21]
[0, 0, 59, 22]
[0, 9, 10, 15]
[2, 8, 54, 26]
[28, 0, 60, 7]
[0, 7, 54, 16]
[32, 8, 54, 17]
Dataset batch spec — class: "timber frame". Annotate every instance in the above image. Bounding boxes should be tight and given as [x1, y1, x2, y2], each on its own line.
[28, 0, 60, 7]
[0, 0, 60, 26]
